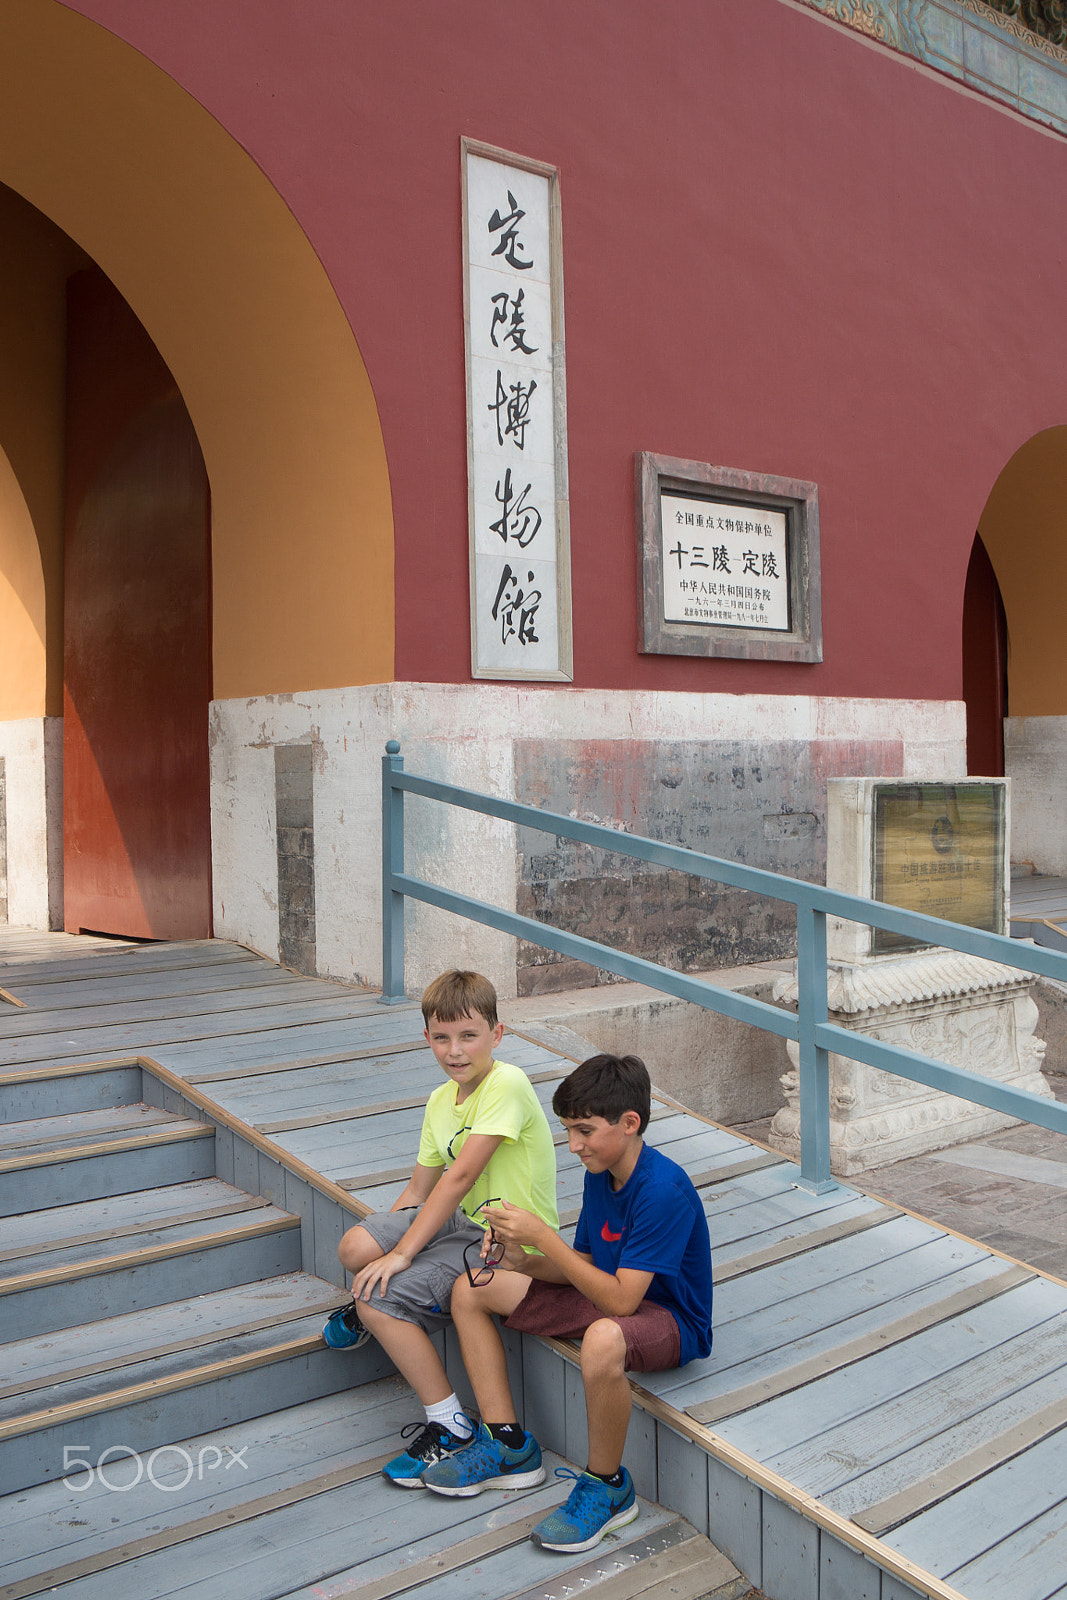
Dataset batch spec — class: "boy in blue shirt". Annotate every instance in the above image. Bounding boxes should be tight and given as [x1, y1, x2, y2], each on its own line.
[422, 1053, 713, 1554]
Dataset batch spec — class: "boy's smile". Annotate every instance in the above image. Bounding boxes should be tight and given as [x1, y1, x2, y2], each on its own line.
[425, 1011, 504, 1102]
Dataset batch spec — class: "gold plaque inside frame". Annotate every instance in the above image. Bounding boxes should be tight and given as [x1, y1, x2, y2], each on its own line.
[872, 783, 1005, 954]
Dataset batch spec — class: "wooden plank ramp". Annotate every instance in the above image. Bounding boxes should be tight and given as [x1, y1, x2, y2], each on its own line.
[1010, 873, 1067, 953]
[5, 932, 1067, 1597]
[0, 933, 745, 1600]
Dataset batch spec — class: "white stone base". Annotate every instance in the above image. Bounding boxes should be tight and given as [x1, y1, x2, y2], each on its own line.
[208, 684, 965, 997]
[0, 716, 62, 929]
[769, 951, 1051, 1175]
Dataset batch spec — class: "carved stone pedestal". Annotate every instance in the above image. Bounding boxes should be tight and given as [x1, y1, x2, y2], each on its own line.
[768, 950, 1050, 1176]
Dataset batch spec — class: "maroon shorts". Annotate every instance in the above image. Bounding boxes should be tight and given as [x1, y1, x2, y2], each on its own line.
[503, 1280, 681, 1374]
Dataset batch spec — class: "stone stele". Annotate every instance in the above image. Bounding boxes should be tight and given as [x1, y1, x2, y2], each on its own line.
[767, 777, 1050, 1176]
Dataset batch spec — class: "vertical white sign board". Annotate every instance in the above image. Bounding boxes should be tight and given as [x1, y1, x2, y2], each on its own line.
[464, 143, 572, 680]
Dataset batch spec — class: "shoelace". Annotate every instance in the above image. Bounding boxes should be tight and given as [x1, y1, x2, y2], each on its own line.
[400, 1414, 478, 1456]
[552, 1467, 619, 1505]
[399, 1421, 449, 1455]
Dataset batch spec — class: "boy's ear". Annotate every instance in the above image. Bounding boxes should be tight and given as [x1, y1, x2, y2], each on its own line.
[622, 1109, 643, 1136]
[492, 1020, 505, 1047]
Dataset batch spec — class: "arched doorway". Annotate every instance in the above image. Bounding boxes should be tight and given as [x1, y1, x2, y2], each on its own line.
[975, 426, 1067, 875]
[962, 532, 1008, 778]
[0, 0, 394, 933]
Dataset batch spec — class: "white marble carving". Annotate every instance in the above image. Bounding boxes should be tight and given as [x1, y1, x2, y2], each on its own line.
[769, 951, 1050, 1175]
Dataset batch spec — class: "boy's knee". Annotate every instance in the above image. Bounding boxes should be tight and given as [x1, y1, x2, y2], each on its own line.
[580, 1318, 627, 1376]
[447, 1273, 473, 1312]
[337, 1224, 377, 1273]
[449, 1274, 481, 1321]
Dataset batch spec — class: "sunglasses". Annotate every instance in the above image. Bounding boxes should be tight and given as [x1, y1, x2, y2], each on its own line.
[447, 1125, 471, 1162]
[463, 1197, 506, 1288]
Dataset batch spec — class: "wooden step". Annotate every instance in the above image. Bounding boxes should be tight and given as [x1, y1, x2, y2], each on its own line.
[0, 1118, 215, 1215]
[0, 978, 374, 1043]
[0, 994, 389, 1071]
[0, 1202, 303, 1342]
[0, 1103, 182, 1157]
[0, 1176, 276, 1267]
[0, 1062, 144, 1124]
[0, 1277, 390, 1496]
[0, 1272, 345, 1399]
[0, 958, 307, 1012]
[0, 1381, 742, 1600]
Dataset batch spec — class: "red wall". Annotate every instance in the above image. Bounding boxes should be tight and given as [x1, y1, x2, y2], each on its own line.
[66, 0, 1067, 701]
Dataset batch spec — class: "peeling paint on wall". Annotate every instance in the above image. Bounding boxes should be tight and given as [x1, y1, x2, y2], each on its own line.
[514, 737, 906, 991]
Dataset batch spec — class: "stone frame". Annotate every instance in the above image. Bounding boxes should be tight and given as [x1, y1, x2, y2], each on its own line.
[635, 451, 822, 663]
[463, 137, 573, 683]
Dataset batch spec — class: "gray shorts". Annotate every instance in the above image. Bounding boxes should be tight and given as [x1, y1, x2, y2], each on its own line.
[356, 1208, 485, 1332]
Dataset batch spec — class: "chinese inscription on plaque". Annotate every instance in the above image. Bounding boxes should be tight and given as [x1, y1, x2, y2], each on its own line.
[659, 492, 790, 632]
[465, 148, 570, 679]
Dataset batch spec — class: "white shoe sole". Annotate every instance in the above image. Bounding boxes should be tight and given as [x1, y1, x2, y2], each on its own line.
[423, 1465, 547, 1497]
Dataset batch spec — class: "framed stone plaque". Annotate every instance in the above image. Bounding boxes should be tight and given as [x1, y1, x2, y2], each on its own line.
[636, 452, 822, 662]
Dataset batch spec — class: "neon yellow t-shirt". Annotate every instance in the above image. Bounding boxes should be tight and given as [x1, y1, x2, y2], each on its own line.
[416, 1059, 559, 1230]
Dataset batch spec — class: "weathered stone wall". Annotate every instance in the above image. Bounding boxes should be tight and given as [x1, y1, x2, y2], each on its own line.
[514, 736, 906, 994]
[275, 743, 316, 975]
[1006, 715, 1067, 875]
[209, 685, 966, 997]
[0, 717, 62, 929]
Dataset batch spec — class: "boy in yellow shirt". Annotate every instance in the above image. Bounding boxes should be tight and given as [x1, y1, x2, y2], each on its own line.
[324, 970, 558, 1487]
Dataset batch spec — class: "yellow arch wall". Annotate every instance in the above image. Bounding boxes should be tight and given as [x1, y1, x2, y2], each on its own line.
[978, 426, 1067, 719]
[0, 184, 86, 719]
[0, 448, 47, 719]
[0, 0, 393, 705]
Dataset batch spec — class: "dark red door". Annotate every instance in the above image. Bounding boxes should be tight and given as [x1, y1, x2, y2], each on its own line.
[63, 269, 212, 938]
[962, 531, 1008, 779]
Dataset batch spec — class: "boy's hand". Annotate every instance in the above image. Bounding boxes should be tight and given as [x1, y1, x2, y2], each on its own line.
[482, 1200, 552, 1252]
[351, 1248, 410, 1300]
[492, 1235, 529, 1272]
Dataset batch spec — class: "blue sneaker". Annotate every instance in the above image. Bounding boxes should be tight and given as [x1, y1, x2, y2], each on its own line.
[531, 1467, 638, 1552]
[382, 1421, 472, 1488]
[421, 1421, 546, 1496]
[322, 1302, 370, 1349]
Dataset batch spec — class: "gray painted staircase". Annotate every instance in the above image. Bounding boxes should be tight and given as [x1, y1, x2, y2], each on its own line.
[0, 1064, 743, 1600]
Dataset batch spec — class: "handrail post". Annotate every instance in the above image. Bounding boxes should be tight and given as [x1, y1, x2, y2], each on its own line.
[795, 902, 835, 1193]
[378, 739, 408, 1004]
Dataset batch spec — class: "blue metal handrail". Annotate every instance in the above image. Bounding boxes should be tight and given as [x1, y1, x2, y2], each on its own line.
[379, 741, 1067, 1191]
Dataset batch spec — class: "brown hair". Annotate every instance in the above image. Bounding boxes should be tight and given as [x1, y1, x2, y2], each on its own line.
[421, 970, 499, 1029]
[552, 1053, 651, 1135]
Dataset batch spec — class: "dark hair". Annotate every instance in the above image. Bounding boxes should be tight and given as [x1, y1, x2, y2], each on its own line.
[552, 1053, 650, 1135]
[421, 970, 499, 1029]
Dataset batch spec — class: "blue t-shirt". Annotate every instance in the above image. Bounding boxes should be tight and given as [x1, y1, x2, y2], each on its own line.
[573, 1142, 713, 1366]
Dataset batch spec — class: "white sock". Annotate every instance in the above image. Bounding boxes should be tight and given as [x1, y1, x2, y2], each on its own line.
[425, 1394, 473, 1439]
